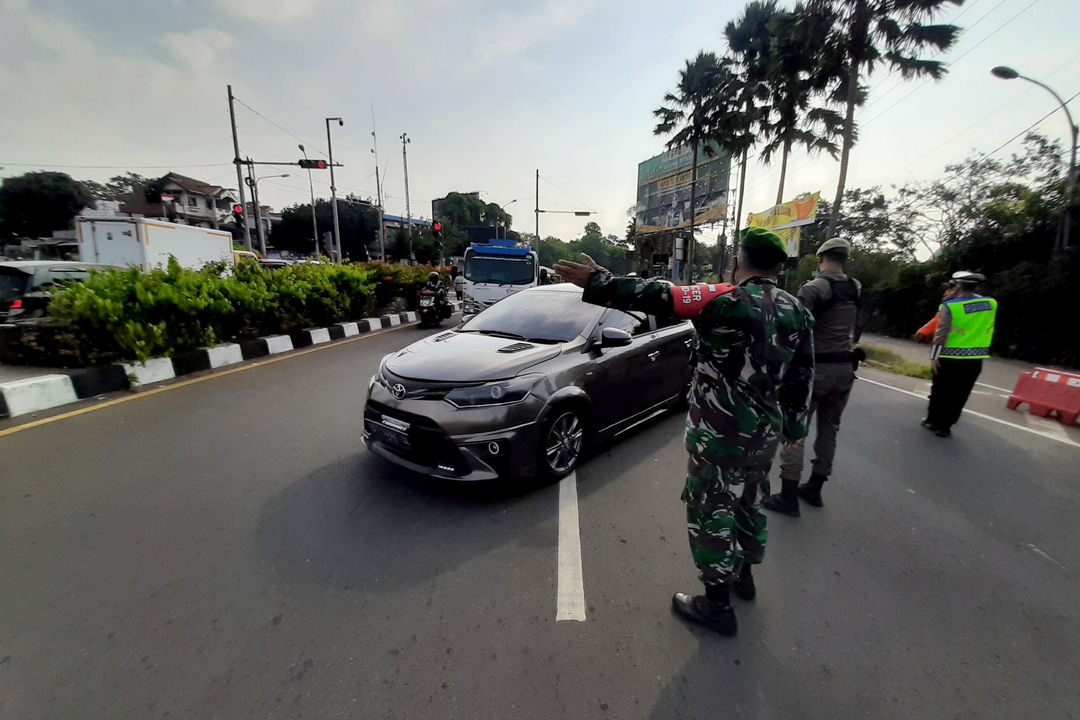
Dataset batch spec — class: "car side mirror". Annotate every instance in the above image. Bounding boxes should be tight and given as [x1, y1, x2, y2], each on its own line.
[600, 327, 633, 348]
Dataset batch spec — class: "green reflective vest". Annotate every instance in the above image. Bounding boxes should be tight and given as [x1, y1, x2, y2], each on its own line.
[942, 296, 997, 359]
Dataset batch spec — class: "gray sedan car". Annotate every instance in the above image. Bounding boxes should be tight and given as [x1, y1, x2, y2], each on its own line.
[363, 283, 694, 481]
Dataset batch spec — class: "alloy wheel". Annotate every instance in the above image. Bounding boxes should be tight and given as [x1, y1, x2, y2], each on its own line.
[545, 411, 584, 475]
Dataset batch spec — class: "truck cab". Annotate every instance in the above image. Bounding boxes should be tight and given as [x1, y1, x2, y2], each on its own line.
[462, 239, 538, 315]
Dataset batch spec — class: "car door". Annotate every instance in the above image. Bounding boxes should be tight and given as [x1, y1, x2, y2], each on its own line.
[582, 308, 655, 433]
[647, 314, 695, 404]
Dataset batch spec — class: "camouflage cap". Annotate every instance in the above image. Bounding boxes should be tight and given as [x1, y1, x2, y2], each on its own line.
[816, 237, 852, 257]
[740, 226, 788, 265]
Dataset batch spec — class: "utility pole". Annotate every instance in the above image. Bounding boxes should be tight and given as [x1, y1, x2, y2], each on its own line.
[326, 117, 343, 261]
[227, 84, 252, 251]
[244, 159, 266, 255]
[401, 133, 413, 261]
[371, 111, 385, 261]
[298, 144, 319, 258]
[535, 169, 540, 255]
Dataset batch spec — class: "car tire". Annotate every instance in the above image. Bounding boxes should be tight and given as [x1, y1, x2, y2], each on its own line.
[539, 407, 587, 480]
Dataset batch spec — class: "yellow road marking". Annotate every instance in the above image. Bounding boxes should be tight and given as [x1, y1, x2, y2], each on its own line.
[0, 324, 407, 439]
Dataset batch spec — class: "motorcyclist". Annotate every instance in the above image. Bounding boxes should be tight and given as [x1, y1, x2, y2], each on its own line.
[423, 271, 451, 319]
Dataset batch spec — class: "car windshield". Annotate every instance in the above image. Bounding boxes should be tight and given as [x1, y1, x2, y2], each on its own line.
[459, 290, 599, 342]
[464, 254, 536, 285]
[0, 269, 31, 301]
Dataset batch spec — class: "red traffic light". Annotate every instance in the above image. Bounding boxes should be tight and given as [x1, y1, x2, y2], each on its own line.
[433, 222, 442, 231]
[298, 159, 328, 169]
[232, 204, 243, 213]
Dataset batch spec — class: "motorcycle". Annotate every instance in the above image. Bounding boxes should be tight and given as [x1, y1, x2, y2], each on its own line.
[418, 287, 452, 328]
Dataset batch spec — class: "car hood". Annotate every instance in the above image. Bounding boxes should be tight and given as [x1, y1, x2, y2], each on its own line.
[384, 331, 565, 382]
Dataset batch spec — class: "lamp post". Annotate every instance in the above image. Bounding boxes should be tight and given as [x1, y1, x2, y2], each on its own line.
[245, 165, 290, 255]
[371, 131, 385, 262]
[495, 198, 519, 239]
[298, 144, 320, 258]
[401, 133, 413, 261]
[325, 117, 343, 261]
[992, 66, 1078, 253]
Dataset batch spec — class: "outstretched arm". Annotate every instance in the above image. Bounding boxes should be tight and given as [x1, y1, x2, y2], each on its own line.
[555, 255, 734, 320]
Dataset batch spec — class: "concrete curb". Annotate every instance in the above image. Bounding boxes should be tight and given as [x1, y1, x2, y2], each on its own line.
[0, 374, 79, 417]
[0, 311, 452, 418]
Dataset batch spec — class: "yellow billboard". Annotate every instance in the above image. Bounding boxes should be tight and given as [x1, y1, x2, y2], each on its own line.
[746, 192, 820, 257]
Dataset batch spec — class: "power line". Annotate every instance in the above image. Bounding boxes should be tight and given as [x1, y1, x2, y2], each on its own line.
[980, 91, 1079, 160]
[862, 0, 1007, 110]
[861, 0, 1045, 126]
[232, 96, 330, 159]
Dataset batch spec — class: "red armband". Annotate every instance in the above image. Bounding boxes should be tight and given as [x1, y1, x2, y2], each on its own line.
[671, 282, 736, 318]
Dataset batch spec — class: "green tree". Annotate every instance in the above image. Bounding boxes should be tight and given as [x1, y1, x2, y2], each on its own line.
[820, 0, 963, 236]
[272, 195, 380, 260]
[654, 51, 727, 282]
[538, 237, 571, 268]
[81, 172, 153, 202]
[761, 4, 845, 204]
[725, 0, 778, 261]
[0, 171, 91, 238]
[437, 192, 487, 227]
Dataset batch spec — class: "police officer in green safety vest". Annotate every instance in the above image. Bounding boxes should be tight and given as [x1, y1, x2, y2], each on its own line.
[922, 271, 997, 437]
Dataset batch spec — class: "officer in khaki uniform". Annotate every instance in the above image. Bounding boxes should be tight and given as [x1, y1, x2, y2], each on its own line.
[764, 237, 860, 516]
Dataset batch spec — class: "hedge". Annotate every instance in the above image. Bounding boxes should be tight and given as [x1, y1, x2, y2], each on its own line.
[45, 258, 451, 363]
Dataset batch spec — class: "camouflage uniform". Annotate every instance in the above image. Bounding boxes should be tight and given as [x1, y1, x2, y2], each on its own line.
[583, 270, 815, 587]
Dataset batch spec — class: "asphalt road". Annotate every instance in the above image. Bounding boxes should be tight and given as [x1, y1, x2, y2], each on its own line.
[2, 323, 1078, 720]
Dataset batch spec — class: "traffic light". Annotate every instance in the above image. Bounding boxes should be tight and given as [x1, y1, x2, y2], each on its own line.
[432, 221, 443, 253]
[298, 159, 328, 169]
[232, 203, 244, 225]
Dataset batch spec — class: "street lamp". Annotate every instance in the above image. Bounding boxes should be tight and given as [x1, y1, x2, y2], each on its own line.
[298, 144, 320, 258]
[326, 117, 344, 261]
[245, 166, 290, 255]
[992, 65, 1078, 253]
[495, 198, 520, 239]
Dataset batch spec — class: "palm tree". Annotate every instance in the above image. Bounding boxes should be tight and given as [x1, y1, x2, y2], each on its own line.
[821, 0, 963, 236]
[653, 51, 726, 282]
[724, 1, 777, 266]
[760, 5, 845, 204]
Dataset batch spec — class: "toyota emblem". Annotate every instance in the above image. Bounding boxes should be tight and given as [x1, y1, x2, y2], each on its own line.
[391, 384, 407, 400]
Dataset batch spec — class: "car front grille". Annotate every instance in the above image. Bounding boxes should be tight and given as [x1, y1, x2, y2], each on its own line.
[364, 400, 469, 475]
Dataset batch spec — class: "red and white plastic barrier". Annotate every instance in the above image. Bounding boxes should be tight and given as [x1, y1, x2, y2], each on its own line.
[1006, 367, 1080, 426]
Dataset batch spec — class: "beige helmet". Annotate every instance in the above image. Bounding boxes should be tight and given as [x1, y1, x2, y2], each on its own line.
[816, 237, 852, 257]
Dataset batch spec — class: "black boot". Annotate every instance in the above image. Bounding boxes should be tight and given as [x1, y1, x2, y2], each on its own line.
[732, 563, 756, 601]
[672, 587, 737, 636]
[797, 472, 826, 507]
[762, 479, 800, 517]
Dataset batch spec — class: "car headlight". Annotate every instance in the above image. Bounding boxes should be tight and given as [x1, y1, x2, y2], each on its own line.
[445, 374, 542, 408]
[368, 373, 378, 390]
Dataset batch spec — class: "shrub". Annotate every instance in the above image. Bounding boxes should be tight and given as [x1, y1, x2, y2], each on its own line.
[46, 258, 443, 362]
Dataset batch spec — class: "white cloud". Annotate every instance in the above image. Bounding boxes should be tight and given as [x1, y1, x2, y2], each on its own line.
[160, 28, 235, 72]
[210, 0, 319, 23]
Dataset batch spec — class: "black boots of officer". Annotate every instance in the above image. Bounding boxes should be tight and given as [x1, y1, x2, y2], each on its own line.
[673, 584, 737, 636]
[763, 472, 828, 515]
[763, 479, 801, 516]
[798, 472, 827, 507]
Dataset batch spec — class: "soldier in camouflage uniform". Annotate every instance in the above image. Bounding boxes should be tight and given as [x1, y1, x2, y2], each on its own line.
[556, 227, 814, 636]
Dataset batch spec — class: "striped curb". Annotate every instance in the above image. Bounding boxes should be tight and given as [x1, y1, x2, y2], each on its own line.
[0, 310, 458, 419]
[0, 374, 79, 418]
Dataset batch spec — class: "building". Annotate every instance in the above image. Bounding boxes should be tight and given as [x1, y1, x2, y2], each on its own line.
[635, 143, 731, 231]
[119, 173, 239, 231]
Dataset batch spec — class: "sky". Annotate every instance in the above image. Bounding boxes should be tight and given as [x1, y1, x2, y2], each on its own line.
[1, 0, 1078, 244]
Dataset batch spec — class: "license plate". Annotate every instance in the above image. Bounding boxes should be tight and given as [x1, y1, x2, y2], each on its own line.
[377, 426, 412, 452]
[420, 298, 434, 307]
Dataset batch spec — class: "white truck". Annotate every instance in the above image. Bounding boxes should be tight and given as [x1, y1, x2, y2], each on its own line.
[75, 217, 234, 272]
[462, 239, 538, 315]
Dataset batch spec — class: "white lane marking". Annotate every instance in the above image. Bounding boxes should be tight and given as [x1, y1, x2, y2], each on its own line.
[1023, 543, 1067, 570]
[857, 376, 1080, 450]
[975, 381, 1014, 393]
[556, 471, 586, 622]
